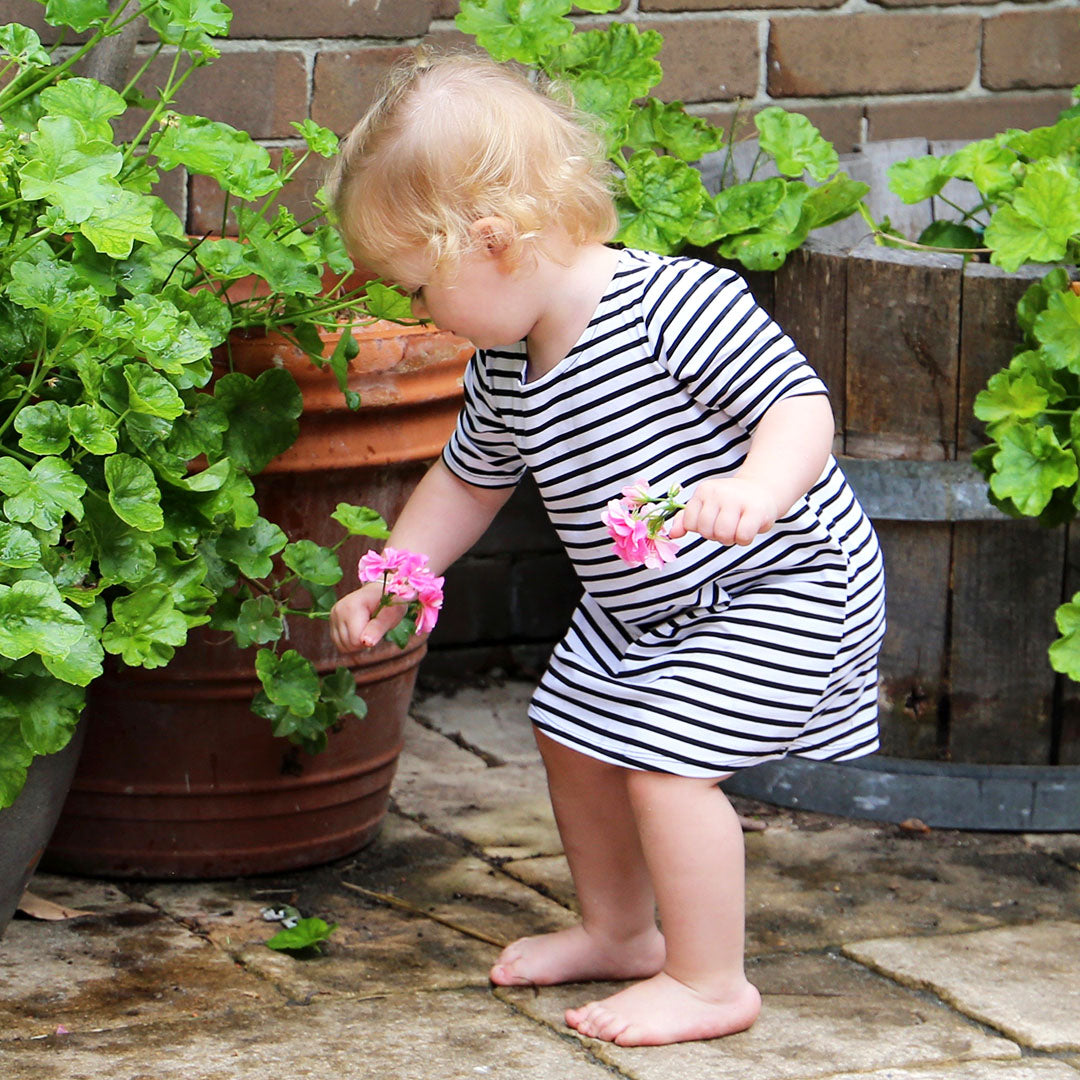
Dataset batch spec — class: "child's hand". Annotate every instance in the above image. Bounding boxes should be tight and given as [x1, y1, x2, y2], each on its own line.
[667, 478, 779, 546]
[330, 582, 406, 653]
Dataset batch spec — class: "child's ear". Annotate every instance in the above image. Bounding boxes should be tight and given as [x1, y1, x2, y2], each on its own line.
[468, 216, 514, 257]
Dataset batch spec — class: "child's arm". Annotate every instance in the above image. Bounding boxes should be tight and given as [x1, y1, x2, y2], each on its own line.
[330, 459, 514, 652]
[668, 394, 835, 546]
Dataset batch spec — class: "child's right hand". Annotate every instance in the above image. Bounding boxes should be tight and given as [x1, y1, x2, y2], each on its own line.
[330, 582, 406, 653]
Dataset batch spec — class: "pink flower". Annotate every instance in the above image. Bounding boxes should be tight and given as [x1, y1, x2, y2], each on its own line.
[356, 547, 445, 637]
[601, 481, 685, 568]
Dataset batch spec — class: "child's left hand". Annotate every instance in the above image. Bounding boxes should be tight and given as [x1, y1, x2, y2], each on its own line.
[667, 478, 779, 546]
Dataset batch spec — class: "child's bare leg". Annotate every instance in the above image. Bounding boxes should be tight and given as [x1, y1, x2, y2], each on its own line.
[565, 773, 761, 1046]
[490, 732, 665, 986]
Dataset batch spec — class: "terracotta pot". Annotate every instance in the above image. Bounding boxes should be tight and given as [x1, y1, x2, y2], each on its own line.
[44, 321, 473, 878]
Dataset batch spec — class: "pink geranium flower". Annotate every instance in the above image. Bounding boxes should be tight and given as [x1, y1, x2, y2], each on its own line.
[357, 547, 445, 637]
[601, 480, 685, 568]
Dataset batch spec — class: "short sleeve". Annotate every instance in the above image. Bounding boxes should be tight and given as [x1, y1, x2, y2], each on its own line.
[644, 261, 829, 431]
[441, 350, 526, 488]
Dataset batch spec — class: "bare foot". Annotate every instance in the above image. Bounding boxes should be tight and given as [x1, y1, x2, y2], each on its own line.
[490, 924, 665, 987]
[565, 970, 761, 1046]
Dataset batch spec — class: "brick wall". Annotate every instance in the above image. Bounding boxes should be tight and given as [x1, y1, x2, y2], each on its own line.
[10, 0, 1078, 227]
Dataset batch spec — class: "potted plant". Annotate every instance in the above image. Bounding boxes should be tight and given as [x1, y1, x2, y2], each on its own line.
[725, 91, 1080, 829]
[0, 0, 466, 918]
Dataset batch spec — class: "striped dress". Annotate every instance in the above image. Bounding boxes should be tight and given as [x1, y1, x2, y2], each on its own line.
[442, 249, 886, 777]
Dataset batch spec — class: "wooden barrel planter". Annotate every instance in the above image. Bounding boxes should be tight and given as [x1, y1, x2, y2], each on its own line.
[722, 237, 1080, 829]
[44, 320, 474, 878]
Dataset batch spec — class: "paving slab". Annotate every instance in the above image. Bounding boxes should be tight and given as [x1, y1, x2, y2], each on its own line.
[141, 814, 574, 1001]
[394, 719, 562, 860]
[844, 921, 1080, 1053]
[0, 876, 272, 1042]
[741, 816, 1080, 954]
[815, 1063, 1080, 1080]
[411, 683, 541, 766]
[2, 988, 616, 1080]
[497, 951, 1020, 1080]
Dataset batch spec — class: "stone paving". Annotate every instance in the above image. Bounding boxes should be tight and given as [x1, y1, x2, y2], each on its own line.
[2, 678, 1079, 1080]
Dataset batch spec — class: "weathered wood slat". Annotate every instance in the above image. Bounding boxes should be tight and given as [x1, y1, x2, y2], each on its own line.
[947, 520, 1063, 766]
[774, 241, 848, 451]
[874, 520, 950, 760]
[958, 261, 1047, 456]
[1055, 523, 1080, 765]
[845, 245, 964, 460]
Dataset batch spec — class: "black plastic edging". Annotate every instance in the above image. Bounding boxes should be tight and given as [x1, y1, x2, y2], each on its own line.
[723, 755, 1080, 832]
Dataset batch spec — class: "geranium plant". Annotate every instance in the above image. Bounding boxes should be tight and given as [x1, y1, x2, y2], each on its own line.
[0, 0, 402, 808]
[456, 0, 868, 270]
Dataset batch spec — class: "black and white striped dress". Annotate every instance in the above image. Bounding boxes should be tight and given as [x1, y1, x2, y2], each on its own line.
[442, 249, 886, 777]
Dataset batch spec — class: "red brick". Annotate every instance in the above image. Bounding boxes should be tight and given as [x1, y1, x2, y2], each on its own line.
[768, 14, 979, 97]
[227, 0, 436, 40]
[311, 46, 417, 135]
[982, 9, 1080, 91]
[698, 102, 865, 154]
[643, 0, 841, 9]
[867, 91, 1074, 143]
[188, 145, 330, 236]
[640, 18, 760, 102]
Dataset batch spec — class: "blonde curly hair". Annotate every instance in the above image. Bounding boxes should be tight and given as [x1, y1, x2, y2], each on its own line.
[325, 52, 618, 283]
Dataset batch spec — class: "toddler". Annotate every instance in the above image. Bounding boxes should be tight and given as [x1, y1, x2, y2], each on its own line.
[327, 53, 886, 1047]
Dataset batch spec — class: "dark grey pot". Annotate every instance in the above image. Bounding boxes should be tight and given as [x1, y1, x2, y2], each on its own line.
[0, 721, 86, 938]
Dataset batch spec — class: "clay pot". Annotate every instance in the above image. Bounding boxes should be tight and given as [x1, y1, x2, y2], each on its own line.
[44, 321, 473, 878]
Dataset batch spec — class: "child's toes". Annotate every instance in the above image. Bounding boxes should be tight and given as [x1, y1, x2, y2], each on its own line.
[567, 1003, 627, 1043]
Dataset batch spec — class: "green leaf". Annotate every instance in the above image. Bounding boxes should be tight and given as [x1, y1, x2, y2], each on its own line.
[984, 162, 1080, 272]
[887, 155, 951, 204]
[19, 116, 122, 223]
[74, 493, 157, 584]
[282, 540, 342, 586]
[625, 99, 722, 163]
[68, 403, 119, 455]
[38, 78, 126, 140]
[215, 369, 303, 475]
[384, 613, 417, 649]
[755, 107, 838, 182]
[974, 370, 1050, 424]
[42, 0, 111, 32]
[717, 184, 810, 272]
[1050, 594, 1080, 680]
[0, 456, 86, 530]
[550, 22, 664, 100]
[0, 674, 85, 754]
[1033, 290, 1080, 373]
[617, 151, 704, 253]
[1007, 116, 1080, 163]
[916, 220, 983, 251]
[0, 715, 34, 810]
[102, 584, 190, 668]
[0, 523, 41, 569]
[124, 365, 186, 420]
[217, 517, 288, 579]
[255, 648, 320, 718]
[989, 424, 1078, 516]
[0, 579, 85, 662]
[0, 24, 50, 68]
[801, 174, 869, 231]
[331, 504, 390, 538]
[1017, 269, 1073, 337]
[15, 401, 72, 456]
[947, 140, 1018, 202]
[234, 595, 285, 649]
[455, 0, 574, 64]
[42, 624, 105, 687]
[363, 282, 413, 322]
[265, 916, 337, 953]
[291, 118, 338, 158]
[324, 327, 361, 412]
[105, 454, 164, 532]
[79, 187, 158, 258]
[320, 667, 368, 722]
[154, 114, 279, 200]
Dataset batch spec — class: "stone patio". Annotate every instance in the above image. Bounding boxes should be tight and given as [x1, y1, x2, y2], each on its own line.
[2, 679, 1079, 1079]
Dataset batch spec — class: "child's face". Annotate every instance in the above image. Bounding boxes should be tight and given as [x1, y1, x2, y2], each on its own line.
[392, 243, 539, 350]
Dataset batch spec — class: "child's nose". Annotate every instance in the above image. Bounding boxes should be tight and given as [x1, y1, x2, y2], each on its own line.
[410, 295, 430, 321]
